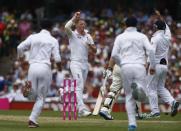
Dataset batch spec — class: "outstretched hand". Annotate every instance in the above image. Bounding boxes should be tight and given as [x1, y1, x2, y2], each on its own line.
[154, 9, 163, 20]
[155, 9, 161, 17]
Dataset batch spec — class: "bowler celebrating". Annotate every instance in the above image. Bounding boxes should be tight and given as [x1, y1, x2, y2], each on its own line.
[65, 12, 96, 117]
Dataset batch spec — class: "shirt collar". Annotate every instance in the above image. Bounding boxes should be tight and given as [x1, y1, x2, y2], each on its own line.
[40, 29, 51, 35]
[75, 30, 79, 35]
[75, 29, 88, 36]
[125, 27, 137, 32]
[153, 30, 165, 37]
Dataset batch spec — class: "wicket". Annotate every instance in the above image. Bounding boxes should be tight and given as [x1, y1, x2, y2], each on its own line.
[63, 79, 77, 120]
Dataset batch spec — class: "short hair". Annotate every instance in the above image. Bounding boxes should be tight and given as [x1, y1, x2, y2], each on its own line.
[125, 16, 138, 27]
[76, 19, 86, 24]
[75, 19, 86, 27]
[154, 20, 166, 30]
[40, 19, 53, 30]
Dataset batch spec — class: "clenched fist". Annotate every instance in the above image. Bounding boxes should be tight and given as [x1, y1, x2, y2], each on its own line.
[72, 11, 81, 23]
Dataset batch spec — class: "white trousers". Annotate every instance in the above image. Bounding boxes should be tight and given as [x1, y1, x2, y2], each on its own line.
[121, 64, 146, 126]
[70, 61, 89, 112]
[28, 63, 52, 123]
[110, 65, 122, 92]
[147, 64, 174, 114]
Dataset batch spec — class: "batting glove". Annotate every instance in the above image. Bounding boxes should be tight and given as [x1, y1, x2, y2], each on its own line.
[104, 68, 112, 79]
[102, 69, 107, 78]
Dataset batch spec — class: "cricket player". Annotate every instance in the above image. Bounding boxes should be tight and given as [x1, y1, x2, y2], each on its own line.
[17, 19, 61, 128]
[64, 12, 96, 117]
[141, 10, 179, 119]
[99, 64, 143, 120]
[105, 16, 155, 131]
[99, 64, 122, 120]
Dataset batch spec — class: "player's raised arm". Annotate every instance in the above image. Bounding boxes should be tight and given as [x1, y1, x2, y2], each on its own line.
[65, 11, 80, 37]
[154, 9, 171, 39]
[154, 9, 163, 21]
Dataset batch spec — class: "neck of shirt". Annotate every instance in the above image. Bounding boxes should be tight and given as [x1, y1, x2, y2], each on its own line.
[40, 29, 51, 35]
[153, 30, 165, 36]
[75, 29, 86, 36]
[125, 27, 137, 32]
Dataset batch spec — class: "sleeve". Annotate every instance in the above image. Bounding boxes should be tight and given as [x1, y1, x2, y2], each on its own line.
[86, 34, 94, 45]
[52, 40, 61, 62]
[64, 19, 74, 37]
[17, 35, 31, 58]
[111, 37, 121, 64]
[165, 23, 171, 40]
[143, 36, 155, 68]
[151, 38, 157, 53]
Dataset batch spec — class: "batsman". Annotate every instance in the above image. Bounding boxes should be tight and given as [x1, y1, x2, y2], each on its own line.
[99, 63, 145, 120]
[99, 64, 122, 120]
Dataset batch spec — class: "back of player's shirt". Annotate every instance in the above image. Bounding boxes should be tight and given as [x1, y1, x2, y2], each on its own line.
[111, 27, 154, 66]
[17, 29, 61, 66]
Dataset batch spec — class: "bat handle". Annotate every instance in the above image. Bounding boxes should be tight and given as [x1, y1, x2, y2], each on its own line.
[100, 76, 108, 96]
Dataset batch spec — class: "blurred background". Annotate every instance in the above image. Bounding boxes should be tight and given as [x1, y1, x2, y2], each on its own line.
[0, 0, 180, 111]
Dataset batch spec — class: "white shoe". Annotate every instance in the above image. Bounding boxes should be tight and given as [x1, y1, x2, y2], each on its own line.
[99, 110, 114, 120]
[78, 109, 91, 117]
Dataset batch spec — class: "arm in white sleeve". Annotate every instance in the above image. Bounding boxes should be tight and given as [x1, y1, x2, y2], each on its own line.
[17, 36, 31, 58]
[86, 34, 94, 45]
[87, 34, 97, 54]
[165, 23, 171, 40]
[64, 19, 74, 37]
[52, 40, 61, 63]
[143, 36, 155, 68]
[111, 37, 121, 65]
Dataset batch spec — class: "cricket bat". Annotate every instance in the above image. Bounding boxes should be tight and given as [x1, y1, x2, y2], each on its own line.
[92, 76, 108, 115]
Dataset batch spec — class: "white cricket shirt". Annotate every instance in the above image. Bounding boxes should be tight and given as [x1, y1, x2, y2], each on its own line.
[111, 27, 155, 67]
[151, 24, 171, 64]
[65, 20, 94, 62]
[17, 29, 61, 66]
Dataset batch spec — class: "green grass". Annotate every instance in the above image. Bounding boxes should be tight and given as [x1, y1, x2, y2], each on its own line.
[0, 110, 181, 131]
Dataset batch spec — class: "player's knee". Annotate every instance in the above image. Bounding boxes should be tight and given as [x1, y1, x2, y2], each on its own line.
[148, 91, 157, 97]
[75, 78, 83, 89]
[110, 84, 122, 92]
[132, 87, 147, 102]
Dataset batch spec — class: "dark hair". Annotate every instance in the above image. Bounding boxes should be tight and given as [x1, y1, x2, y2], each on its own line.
[154, 20, 166, 30]
[125, 16, 138, 27]
[40, 19, 53, 30]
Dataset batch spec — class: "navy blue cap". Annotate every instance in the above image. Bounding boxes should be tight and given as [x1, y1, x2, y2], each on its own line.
[154, 20, 166, 30]
[125, 16, 138, 27]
